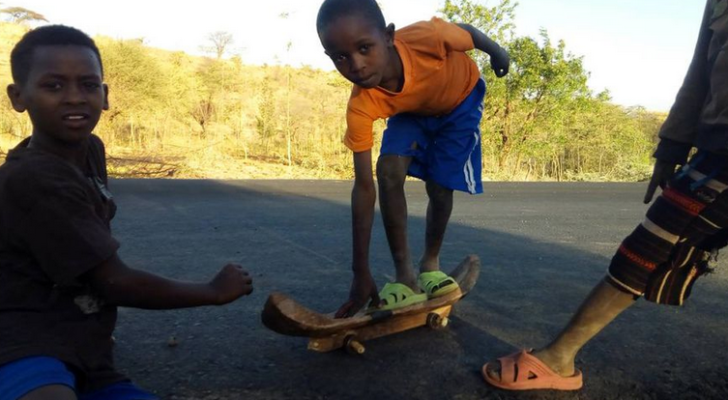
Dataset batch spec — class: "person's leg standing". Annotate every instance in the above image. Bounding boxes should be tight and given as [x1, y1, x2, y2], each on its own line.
[421, 180, 454, 272]
[485, 151, 728, 387]
[421, 79, 485, 278]
[379, 113, 429, 290]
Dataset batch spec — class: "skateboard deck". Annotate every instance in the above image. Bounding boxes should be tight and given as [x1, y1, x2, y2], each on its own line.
[261, 255, 480, 353]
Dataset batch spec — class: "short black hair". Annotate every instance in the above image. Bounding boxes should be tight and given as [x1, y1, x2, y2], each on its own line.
[10, 25, 103, 85]
[316, 0, 386, 34]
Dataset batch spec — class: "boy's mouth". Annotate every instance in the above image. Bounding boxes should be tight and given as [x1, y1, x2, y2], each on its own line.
[63, 113, 89, 121]
[62, 113, 92, 129]
[355, 75, 377, 87]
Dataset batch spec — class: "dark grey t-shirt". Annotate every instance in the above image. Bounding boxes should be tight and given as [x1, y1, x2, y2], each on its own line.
[655, 0, 728, 163]
[0, 135, 126, 391]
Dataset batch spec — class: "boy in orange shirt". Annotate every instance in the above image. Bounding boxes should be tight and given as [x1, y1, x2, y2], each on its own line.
[316, 0, 509, 317]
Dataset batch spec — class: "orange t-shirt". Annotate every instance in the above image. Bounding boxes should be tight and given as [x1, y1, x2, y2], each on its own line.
[344, 17, 481, 152]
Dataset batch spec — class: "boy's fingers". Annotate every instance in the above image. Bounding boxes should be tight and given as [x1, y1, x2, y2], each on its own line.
[337, 303, 361, 318]
[349, 299, 369, 317]
[370, 290, 381, 307]
[493, 67, 507, 77]
[643, 179, 659, 204]
[644, 162, 677, 204]
[335, 301, 354, 319]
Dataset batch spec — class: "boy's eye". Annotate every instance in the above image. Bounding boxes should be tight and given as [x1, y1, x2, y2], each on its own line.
[359, 45, 370, 53]
[333, 54, 347, 63]
[83, 82, 102, 90]
[41, 82, 62, 90]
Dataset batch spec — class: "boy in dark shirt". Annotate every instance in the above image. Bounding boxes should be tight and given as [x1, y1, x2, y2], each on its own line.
[0, 26, 253, 400]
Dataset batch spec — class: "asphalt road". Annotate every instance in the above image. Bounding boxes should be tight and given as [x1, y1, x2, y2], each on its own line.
[108, 180, 728, 400]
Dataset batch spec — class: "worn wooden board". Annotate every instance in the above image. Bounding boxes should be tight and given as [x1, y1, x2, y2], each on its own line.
[261, 255, 480, 352]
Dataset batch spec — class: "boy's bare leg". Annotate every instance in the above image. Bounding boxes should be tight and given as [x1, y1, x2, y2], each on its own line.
[20, 385, 77, 400]
[376, 154, 418, 290]
[420, 180, 453, 272]
[486, 278, 636, 379]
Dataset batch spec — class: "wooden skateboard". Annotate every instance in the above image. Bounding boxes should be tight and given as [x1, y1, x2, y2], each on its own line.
[261, 255, 480, 354]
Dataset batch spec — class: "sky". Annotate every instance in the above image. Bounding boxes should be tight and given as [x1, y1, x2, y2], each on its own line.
[4, 0, 705, 111]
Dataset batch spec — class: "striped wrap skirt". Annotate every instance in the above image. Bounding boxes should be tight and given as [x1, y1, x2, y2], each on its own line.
[607, 151, 728, 305]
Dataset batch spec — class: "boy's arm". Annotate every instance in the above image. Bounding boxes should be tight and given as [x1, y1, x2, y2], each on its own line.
[86, 253, 253, 309]
[335, 149, 380, 318]
[644, 0, 713, 203]
[654, 0, 713, 165]
[457, 23, 510, 77]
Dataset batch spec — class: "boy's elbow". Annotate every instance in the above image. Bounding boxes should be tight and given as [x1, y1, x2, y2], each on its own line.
[457, 23, 481, 39]
[456, 23, 474, 32]
[86, 255, 134, 303]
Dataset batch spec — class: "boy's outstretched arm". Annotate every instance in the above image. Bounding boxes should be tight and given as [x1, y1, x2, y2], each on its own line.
[335, 150, 380, 318]
[86, 254, 253, 309]
[457, 23, 510, 77]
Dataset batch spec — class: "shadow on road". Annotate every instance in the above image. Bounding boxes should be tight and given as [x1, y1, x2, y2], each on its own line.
[109, 180, 728, 400]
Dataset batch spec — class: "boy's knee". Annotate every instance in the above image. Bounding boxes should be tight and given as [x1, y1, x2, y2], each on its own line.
[426, 181, 453, 203]
[20, 385, 77, 400]
[376, 156, 407, 189]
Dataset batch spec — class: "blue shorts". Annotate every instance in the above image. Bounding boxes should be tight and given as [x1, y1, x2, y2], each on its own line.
[380, 78, 486, 194]
[0, 356, 158, 400]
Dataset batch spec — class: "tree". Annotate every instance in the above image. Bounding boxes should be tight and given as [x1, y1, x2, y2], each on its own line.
[202, 31, 234, 60]
[0, 6, 47, 24]
[256, 76, 276, 152]
[440, 0, 516, 43]
[95, 37, 172, 147]
[279, 12, 294, 166]
[441, 1, 594, 179]
[0, 6, 662, 181]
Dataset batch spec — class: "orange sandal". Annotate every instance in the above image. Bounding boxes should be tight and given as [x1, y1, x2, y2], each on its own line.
[482, 349, 583, 391]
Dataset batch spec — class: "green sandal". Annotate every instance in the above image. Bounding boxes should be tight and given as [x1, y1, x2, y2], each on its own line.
[376, 282, 428, 311]
[418, 271, 460, 298]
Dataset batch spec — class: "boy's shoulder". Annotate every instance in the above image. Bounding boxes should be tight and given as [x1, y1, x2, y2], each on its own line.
[396, 17, 440, 39]
[1, 133, 105, 172]
[395, 17, 473, 57]
[396, 17, 455, 40]
[0, 135, 105, 210]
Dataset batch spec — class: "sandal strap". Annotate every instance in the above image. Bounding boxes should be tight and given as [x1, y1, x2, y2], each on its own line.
[418, 271, 455, 294]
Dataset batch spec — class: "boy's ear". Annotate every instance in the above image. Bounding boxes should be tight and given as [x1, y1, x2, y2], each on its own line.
[385, 23, 396, 45]
[6, 84, 26, 113]
[102, 83, 110, 111]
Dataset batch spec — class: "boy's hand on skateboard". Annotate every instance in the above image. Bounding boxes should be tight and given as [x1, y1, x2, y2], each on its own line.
[490, 48, 510, 78]
[209, 264, 254, 305]
[644, 160, 678, 204]
[335, 274, 380, 318]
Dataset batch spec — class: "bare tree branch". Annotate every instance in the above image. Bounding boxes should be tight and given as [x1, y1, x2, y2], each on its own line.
[0, 6, 48, 23]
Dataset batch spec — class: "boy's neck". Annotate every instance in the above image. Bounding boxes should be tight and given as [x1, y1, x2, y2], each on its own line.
[379, 45, 404, 93]
[28, 133, 89, 168]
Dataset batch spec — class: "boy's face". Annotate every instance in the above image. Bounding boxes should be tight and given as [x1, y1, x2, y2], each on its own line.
[6, 45, 108, 144]
[319, 16, 394, 89]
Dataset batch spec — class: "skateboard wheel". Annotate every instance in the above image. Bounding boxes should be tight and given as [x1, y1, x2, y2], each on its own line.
[344, 335, 365, 355]
[427, 313, 448, 329]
